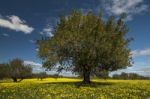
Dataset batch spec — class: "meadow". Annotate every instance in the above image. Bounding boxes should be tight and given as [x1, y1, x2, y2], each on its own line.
[0, 78, 150, 99]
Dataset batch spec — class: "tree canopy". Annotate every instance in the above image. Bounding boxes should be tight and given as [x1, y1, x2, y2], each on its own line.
[37, 11, 132, 83]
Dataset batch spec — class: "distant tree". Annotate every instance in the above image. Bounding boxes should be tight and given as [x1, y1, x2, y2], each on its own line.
[37, 11, 132, 83]
[0, 63, 9, 79]
[97, 70, 109, 79]
[112, 74, 120, 79]
[52, 73, 59, 80]
[36, 72, 47, 80]
[9, 58, 32, 82]
[112, 72, 150, 80]
[52, 73, 59, 78]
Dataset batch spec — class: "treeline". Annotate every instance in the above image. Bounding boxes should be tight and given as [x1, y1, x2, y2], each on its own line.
[0, 58, 73, 82]
[112, 72, 150, 80]
[1, 59, 150, 81]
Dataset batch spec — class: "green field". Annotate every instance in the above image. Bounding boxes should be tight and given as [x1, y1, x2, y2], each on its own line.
[0, 78, 150, 99]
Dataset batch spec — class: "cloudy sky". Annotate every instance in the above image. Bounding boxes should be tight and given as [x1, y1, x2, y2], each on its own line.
[0, 0, 150, 76]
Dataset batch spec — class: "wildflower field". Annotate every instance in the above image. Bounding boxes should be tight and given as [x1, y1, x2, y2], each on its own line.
[0, 78, 150, 99]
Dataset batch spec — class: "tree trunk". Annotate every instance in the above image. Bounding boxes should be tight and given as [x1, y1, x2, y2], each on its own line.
[83, 69, 91, 84]
[12, 78, 17, 82]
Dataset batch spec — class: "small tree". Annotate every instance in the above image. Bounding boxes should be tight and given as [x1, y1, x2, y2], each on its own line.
[36, 72, 47, 80]
[97, 70, 109, 79]
[37, 11, 132, 83]
[0, 63, 9, 79]
[9, 58, 32, 82]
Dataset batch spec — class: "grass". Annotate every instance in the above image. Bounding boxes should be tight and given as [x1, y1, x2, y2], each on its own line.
[0, 78, 150, 99]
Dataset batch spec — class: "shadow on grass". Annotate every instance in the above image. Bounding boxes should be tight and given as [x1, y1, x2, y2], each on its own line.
[43, 81, 116, 88]
[0, 79, 23, 83]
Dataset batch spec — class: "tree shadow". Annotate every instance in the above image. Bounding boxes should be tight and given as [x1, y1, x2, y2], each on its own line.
[42, 81, 116, 88]
[0, 79, 24, 83]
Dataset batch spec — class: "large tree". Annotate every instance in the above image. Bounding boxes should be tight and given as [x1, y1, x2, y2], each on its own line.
[37, 11, 132, 83]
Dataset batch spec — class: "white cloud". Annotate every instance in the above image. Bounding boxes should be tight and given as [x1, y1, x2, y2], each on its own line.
[40, 24, 53, 37]
[46, 70, 77, 77]
[140, 67, 150, 71]
[110, 66, 150, 77]
[23, 60, 76, 76]
[127, 66, 150, 77]
[104, 0, 148, 20]
[24, 61, 45, 73]
[35, 48, 39, 52]
[29, 39, 36, 44]
[110, 60, 150, 77]
[0, 15, 34, 33]
[60, 70, 77, 77]
[24, 61, 42, 67]
[2, 33, 9, 37]
[131, 49, 150, 57]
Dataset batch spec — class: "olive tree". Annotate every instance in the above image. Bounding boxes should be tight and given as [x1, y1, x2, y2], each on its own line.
[9, 58, 32, 82]
[0, 63, 9, 79]
[37, 11, 132, 83]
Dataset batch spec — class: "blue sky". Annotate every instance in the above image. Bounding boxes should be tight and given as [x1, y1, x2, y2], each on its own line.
[0, 0, 150, 76]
